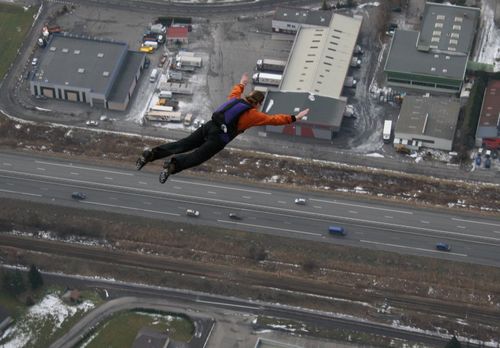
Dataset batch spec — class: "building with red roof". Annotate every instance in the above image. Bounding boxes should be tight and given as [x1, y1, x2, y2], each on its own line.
[476, 80, 500, 149]
[166, 26, 188, 45]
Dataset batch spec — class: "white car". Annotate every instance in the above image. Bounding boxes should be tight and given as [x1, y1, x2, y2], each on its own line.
[186, 209, 200, 217]
[31, 57, 38, 66]
[294, 198, 306, 205]
[86, 120, 99, 127]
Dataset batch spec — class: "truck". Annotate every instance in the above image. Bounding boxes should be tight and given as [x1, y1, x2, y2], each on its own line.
[149, 68, 159, 83]
[382, 120, 393, 143]
[252, 72, 282, 86]
[145, 111, 182, 122]
[150, 105, 174, 112]
[150, 23, 166, 34]
[175, 55, 202, 68]
[256, 58, 287, 72]
[143, 41, 158, 49]
[183, 113, 193, 126]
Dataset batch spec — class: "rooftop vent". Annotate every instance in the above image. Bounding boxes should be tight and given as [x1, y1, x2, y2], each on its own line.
[435, 23, 443, 28]
[453, 25, 462, 30]
[454, 16, 463, 22]
[74, 50, 80, 54]
[97, 53, 104, 58]
[431, 67, 436, 71]
[443, 69, 448, 73]
[436, 15, 445, 20]
[49, 46, 56, 51]
[103, 71, 110, 77]
[62, 48, 68, 53]
[77, 68, 85, 73]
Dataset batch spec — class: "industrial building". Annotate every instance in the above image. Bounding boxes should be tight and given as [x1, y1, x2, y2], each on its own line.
[384, 2, 480, 94]
[30, 34, 145, 111]
[475, 79, 500, 149]
[394, 95, 461, 151]
[272, 7, 333, 34]
[263, 13, 362, 139]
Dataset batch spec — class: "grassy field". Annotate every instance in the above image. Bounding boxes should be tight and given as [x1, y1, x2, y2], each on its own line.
[82, 310, 194, 347]
[0, 3, 37, 80]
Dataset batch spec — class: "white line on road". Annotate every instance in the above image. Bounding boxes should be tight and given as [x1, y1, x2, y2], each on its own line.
[384, 216, 393, 219]
[138, 181, 147, 185]
[456, 226, 466, 229]
[2, 163, 12, 166]
[196, 299, 260, 310]
[70, 172, 79, 176]
[83, 201, 180, 216]
[421, 221, 430, 224]
[242, 196, 251, 199]
[104, 177, 113, 180]
[452, 218, 500, 227]
[35, 160, 134, 176]
[207, 191, 216, 195]
[37, 167, 46, 171]
[348, 210, 358, 214]
[310, 198, 413, 214]
[277, 201, 286, 204]
[0, 189, 42, 197]
[313, 205, 322, 209]
[218, 219, 322, 236]
[360, 240, 468, 257]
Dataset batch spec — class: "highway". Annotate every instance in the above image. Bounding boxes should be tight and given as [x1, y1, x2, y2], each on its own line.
[1, 151, 499, 266]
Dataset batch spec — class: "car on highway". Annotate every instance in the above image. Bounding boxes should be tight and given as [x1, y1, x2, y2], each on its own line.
[186, 209, 200, 217]
[435, 242, 451, 251]
[294, 198, 306, 205]
[229, 213, 242, 220]
[86, 120, 99, 127]
[71, 192, 87, 200]
[328, 226, 345, 236]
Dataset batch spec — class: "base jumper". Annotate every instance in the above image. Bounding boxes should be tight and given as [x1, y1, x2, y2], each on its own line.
[136, 72, 309, 183]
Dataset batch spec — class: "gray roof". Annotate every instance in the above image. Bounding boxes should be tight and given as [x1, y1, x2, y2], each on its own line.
[385, 30, 467, 80]
[418, 2, 480, 54]
[262, 91, 346, 130]
[273, 7, 332, 27]
[108, 51, 144, 103]
[395, 95, 460, 141]
[36, 34, 128, 95]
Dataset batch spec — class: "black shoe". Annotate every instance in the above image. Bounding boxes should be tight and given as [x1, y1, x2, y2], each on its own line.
[136, 149, 153, 171]
[159, 161, 175, 184]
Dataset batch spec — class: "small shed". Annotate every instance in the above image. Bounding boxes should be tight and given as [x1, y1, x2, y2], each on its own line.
[166, 26, 189, 45]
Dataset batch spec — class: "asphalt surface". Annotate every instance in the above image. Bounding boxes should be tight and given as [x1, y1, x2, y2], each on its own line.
[1, 151, 499, 266]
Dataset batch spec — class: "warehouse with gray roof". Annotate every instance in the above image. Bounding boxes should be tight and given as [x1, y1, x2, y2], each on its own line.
[394, 95, 461, 151]
[30, 34, 145, 111]
[384, 2, 480, 94]
[264, 13, 362, 139]
[272, 7, 333, 35]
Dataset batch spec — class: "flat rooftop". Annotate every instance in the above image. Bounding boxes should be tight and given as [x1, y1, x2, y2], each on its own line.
[35, 34, 128, 95]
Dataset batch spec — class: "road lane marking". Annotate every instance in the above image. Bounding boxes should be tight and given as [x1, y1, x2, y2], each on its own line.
[421, 220, 430, 224]
[35, 160, 134, 176]
[2, 163, 12, 166]
[360, 240, 468, 257]
[207, 191, 216, 195]
[83, 201, 180, 216]
[456, 226, 466, 229]
[104, 177, 113, 180]
[70, 172, 79, 176]
[242, 195, 251, 199]
[218, 220, 322, 236]
[172, 179, 271, 195]
[0, 189, 42, 197]
[452, 218, 500, 227]
[37, 167, 46, 171]
[138, 181, 147, 185]
[348, 210, 358, 214]
[310, 198, 413, 214]
[196, 299, 260, 310]
[313, 205, 322, 209]
[384, 216, 393, 219]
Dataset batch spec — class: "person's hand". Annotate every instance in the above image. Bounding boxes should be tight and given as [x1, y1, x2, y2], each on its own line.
[240, 73, 249, 86]
[295, 108, 309, 121]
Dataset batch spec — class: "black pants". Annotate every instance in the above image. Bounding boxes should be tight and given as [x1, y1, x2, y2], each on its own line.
[150, 121, 227, 174]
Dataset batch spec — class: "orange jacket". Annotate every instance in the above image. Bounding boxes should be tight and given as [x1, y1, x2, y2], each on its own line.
[227, 84, 294, 132]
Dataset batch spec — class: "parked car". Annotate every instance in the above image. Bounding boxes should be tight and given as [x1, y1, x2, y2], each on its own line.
[71, 192, 86, 200]
[294, 198, 306, 205]
[475, 153, 481, 166]
[435, 242, 451, 251]
[229, 213, 242, 220]
[484, 157, 491, 169]
[144, 58, 150, 69]
[86, 120, 99, 127]
[31, 57, 38, 66]
[186, 209, 200, 217]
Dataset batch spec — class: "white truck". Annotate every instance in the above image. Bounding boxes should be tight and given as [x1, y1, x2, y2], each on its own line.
[256, 58, 287, 72]
[382, 120, 393, 143]
[143, 40, 158, 49]
[252, 72, 282, 86]
[175, 55, 202, 68]
[145, 111, 182, 122]
[150, 105, 174, 112]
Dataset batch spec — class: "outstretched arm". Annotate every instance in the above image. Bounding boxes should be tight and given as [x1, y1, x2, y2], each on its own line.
[228, 73, 250, 99]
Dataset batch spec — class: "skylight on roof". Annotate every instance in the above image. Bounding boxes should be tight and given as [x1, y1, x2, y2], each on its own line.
[436, 15, 445, 20]
[78, 68, 85, 73]
[454, 16, 463, 22]
[49, 46, 56, 51]
[97, 53, 104, 58]
[435, 23, 443, 28]
[62, 48, 69, 53]
[74, 50, 80, 54]
[103, 71, 110, 77]
[453, 25, 461, 30]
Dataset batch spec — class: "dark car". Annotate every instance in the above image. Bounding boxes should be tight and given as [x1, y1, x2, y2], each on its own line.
[229, 213, 242, 220]
[71, 192, 86, 200]
[435, 242, 451, 251]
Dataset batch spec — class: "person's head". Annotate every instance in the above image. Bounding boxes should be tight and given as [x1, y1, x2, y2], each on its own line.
[245, 90, 265, 108]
